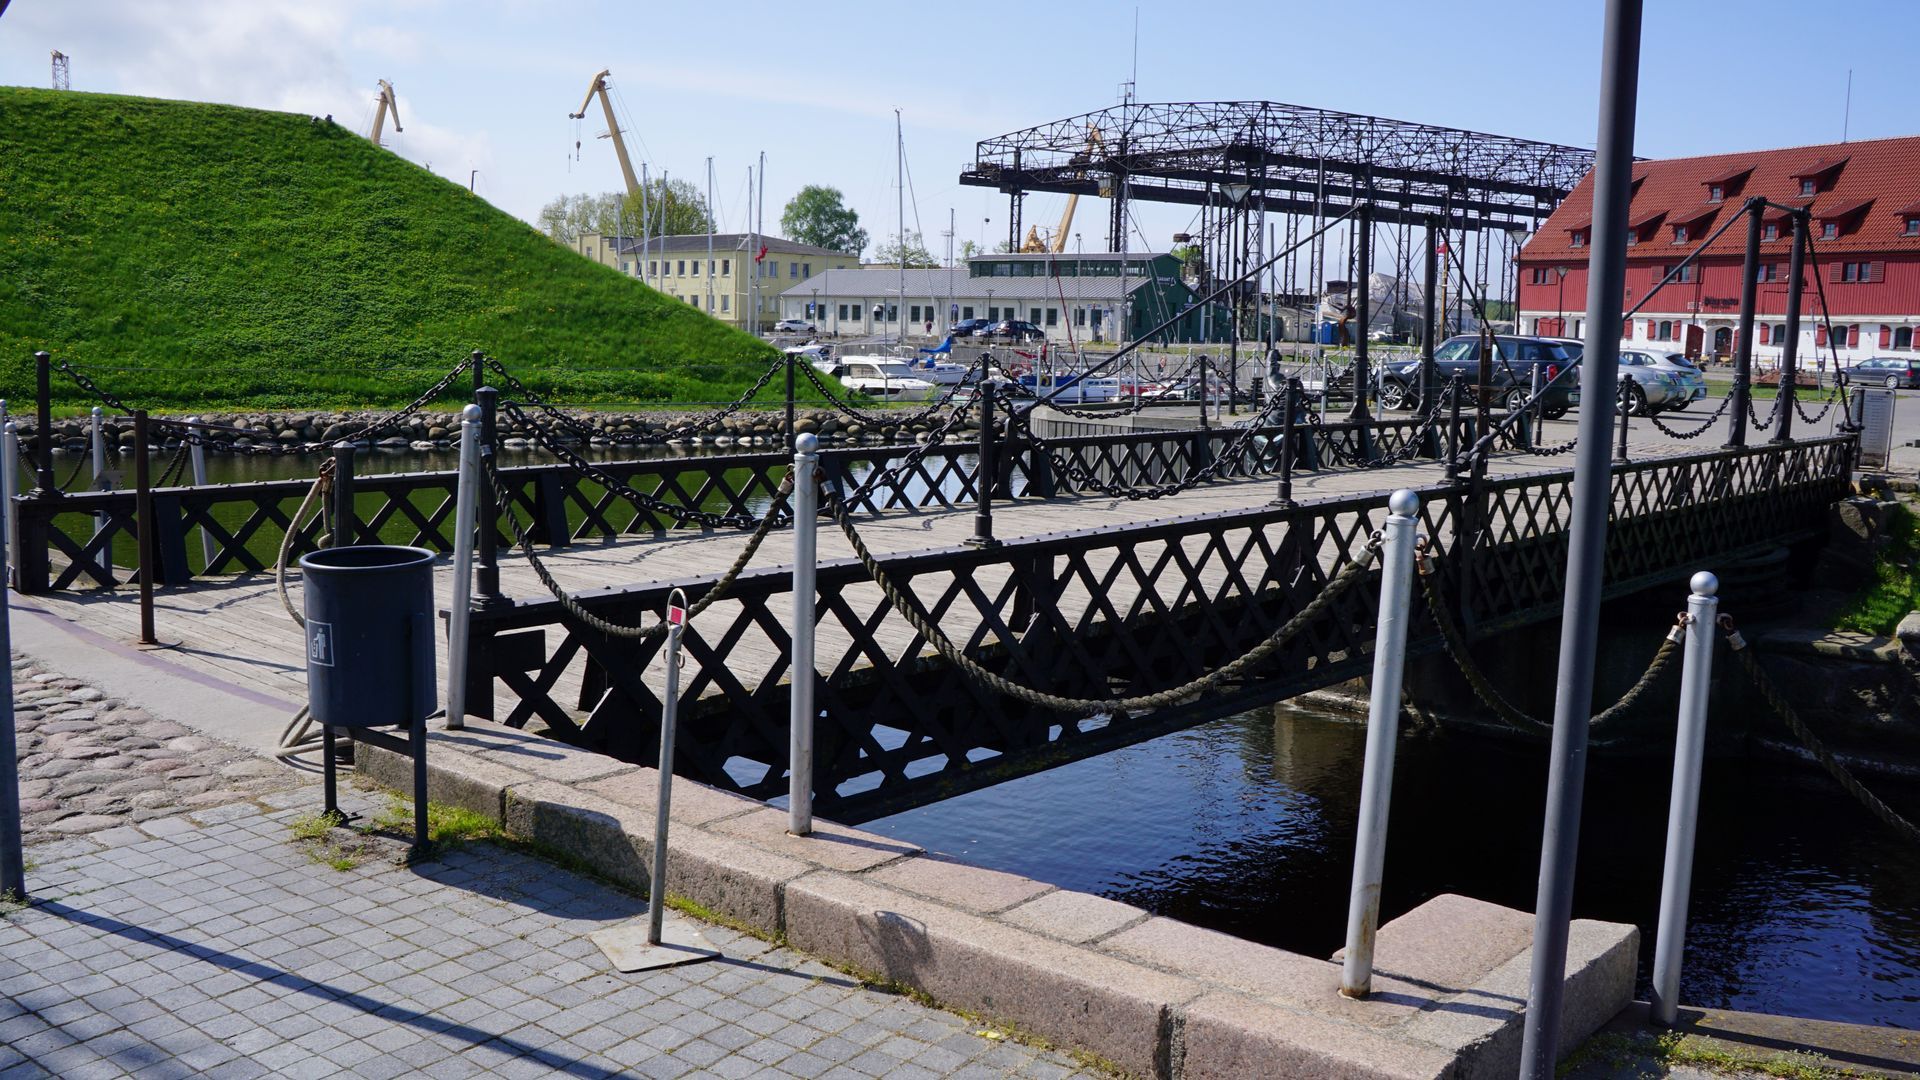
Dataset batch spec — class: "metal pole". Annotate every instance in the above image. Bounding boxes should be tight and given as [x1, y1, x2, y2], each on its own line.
[90, 407, 107, 536]
[445, 404, 483, 731]
[1340, 489, 1420, 997]
[967, 383, 998, 547]
[1650, 572, 1720, 1028]
[789, 434, 819, 835]
[1422, 219, 1439, 417]
[475, 386, 504, 605]
[1, 418, 16, 585]
[785, 354, 797, 453]
[133, 410, 157, 646]
[188, 417, 213, 570]
[1616, 374, 1634, 462]
[0, 476, 20, 900]
[649, 590, 689, 946]
[1520, 2, 1642, 1074]
[1347, 203, 1373, 422]
[32, 352, 54, 496]
[331, 443, 356, 548]
[1726, 200, 1763, 448]
[1446, 373, 1465, 483]
[1772, 212, 1807, 444]
[1271, 379, 1296, 507]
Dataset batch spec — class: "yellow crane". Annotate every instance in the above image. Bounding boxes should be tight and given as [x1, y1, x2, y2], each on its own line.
[368, 79, 401, 147]
[570, 69, 641, 200]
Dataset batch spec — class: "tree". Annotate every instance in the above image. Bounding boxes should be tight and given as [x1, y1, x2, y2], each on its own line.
[1169, 243, 1206, 282]
[873, 231, 938, 268]
[536, 179, 712, 244]
[781, 185, 868, 256]
[958, 239, 980, 261]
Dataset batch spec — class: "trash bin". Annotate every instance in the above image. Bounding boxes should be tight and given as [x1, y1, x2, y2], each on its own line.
[298, 545, 435, 729]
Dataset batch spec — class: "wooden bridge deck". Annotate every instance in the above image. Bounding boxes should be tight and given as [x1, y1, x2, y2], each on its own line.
[15, 425, 1732, 733]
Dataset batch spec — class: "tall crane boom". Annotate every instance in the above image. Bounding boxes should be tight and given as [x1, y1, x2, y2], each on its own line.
[570, 69, 642, 201]
[369, 79, 401, 146]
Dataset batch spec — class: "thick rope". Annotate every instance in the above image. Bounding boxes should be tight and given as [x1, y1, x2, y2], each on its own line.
[1416, 556, 1682, 733]
[483, 452, 792, 640]
[832, 504, 1379, 715]
[274, 462, 336, 629]
[1721, 621, 1920, 846]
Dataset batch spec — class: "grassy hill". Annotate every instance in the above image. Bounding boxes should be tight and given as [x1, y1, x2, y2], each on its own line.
[0, 87, 799, 411]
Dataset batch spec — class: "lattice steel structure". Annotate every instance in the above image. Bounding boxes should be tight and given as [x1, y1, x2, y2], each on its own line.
[963, 100, 1596, 239]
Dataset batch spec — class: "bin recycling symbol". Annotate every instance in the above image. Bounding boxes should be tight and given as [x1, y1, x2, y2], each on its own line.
[307, 620, 335, 667]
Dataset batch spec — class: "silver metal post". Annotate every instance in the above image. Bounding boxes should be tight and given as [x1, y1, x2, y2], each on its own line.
[187, 416, 213, 569]
[1340, 489, 1420, 998]
[2, 421, 18, 585]
[649, 588, 689, 946]
[0, 510, 20, 901]
[445, 404, 484, 730]
[789, 433, 819, 836]
[90, 406, 107, 536]
[1650, 572, 1719, 1027]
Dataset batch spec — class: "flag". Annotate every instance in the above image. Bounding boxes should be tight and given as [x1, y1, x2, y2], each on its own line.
[754, 244, 768, 262]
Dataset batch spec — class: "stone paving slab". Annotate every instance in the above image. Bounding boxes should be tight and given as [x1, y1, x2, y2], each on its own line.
[1, 788, 1099, 1079]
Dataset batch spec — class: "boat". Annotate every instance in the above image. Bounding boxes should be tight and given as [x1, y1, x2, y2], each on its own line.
[813, 355, 938, 402]
[1015, 371, 1122, 404]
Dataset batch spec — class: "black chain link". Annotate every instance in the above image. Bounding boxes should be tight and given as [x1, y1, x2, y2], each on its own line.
[1032, 390, 1291, 500]
[794, 358, 981, 429]
[832, 386, 987, 512]
[1645, 391, 1734, 440]
[491, 355, 787, 445]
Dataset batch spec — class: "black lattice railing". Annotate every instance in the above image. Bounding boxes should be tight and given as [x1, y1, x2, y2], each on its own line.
[463, 435, 1853, 822]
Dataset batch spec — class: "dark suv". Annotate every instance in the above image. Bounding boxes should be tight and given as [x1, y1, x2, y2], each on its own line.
[1377, 335, 1581, 419]
[951, 317, 994, 337]
[982, 319, 1044, 342]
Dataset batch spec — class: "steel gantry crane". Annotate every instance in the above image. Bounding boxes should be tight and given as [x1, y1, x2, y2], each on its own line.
[368, 79, 402, 146]
[570, 69, 641, 200]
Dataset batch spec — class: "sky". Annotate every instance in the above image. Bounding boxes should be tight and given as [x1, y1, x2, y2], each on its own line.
[2, 0, 1914, 265]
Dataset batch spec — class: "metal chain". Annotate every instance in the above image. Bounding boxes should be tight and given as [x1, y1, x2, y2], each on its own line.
[1035, 357, 1204, 421]
[1745, 397, 1779, 431]
[482, 451, 792, 640]
[1033, 390, 1291, 501]
[1793, 387, 1843, 425]
[156, 442, 190, 487]
[831, 386, 986, 512]
[1645, 391, 1734, 440]
[834, 504, 1381, 715]
[794, 359, 981, 429]
[1720, 617, 1920, 846]
[502, 402, 762, 531]
[493, 355, 787, 445]
[1416, 551, 1681, 733]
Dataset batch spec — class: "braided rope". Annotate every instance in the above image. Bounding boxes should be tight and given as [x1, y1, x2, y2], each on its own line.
[1034, 391, 1293, 501]
[1417, 561, 1681, 733]
[483, 452, 793, 640]
[503, 402, 761, 531]
[275, 462, 336, 629]
[1720, 625, 1920, 845]
[832, 505, 1379, 715]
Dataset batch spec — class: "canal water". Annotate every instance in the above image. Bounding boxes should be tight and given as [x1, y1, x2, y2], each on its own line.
[863, 703, 1920, 1029]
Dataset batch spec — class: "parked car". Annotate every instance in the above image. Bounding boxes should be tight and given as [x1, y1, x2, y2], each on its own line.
[1849, 356, 1920, 390]
[950, 317, 994, 337]
[773, 318, 815, 333]
[980, 319, 1044, 342]
[1616, 349, 1707, 414]
[1376, 335, 1581, 419]
[816, 357, 937, 402]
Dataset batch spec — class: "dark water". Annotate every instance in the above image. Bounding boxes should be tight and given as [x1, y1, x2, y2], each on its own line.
[59, 443, 696, 490]
[863, 704, 1920, 1028]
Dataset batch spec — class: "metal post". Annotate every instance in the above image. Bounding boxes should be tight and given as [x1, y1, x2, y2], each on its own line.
[1347, 204, 1373, 422]
[90, 407, 107, 536]
[1421, 218, 1440, 418]
[789, 434, 819, 835]
[445, 404, 483, 731]
[1726, 200, 1763, 448]
[785, 353, 798, 453]
[967, 382, 998, 547]
[133, 411, 157, 646]
[331, 443, 356, 548]
[1445, 373, 1465, 483]
[1, 419, 16, 585]
[475, 386, 504, 604]
[1616, 374, 1634, 462]
[1773, 212, 1807, 444]
[32, 352, 54, 496]
[0, 496, 21, 900]
[648, 589, 689, 946]
[1521, 2, 1642, 1074]
[1270, 379, 1296, 507]
[1340, 489, 1420, 997]
[1650, 572, 1720, 1028]
[470, 349, 486, 400]
[188, 417, 213, 570]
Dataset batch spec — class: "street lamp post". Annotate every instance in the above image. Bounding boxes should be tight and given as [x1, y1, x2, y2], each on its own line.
[1555, 266, 1570, 334]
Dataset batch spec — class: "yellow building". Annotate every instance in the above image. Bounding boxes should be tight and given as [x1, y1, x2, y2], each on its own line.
[572, 232, 860, 331]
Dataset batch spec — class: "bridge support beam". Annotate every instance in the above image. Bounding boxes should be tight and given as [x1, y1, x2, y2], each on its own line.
[1725, 199, 1763, 448]
[1771, 212, 1807, 445]
[1521, 0, 1642, 1075]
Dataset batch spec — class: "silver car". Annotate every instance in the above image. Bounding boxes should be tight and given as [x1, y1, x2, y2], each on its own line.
[1618, 349, 1708, 414]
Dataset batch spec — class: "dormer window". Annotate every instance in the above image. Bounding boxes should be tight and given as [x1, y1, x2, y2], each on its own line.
[1763, 223, 1780, 240]
[1822, 222, 1839, 239]
[1626, 228, 1639, 246]
[1708, 185, 1724, 203]
[1907, 218, 1920, 237]
[1791, 156, 1848, 197]
[1800, 179, 1817, 197]
[1673, 224, 1689, 243]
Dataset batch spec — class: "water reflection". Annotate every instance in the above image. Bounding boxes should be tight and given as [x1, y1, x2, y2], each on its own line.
[863, 702, 1920, 1027]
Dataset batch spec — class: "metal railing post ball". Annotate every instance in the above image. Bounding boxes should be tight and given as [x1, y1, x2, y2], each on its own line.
[789, 432, 820, 837]
[445, 403, 484, 732]
[1650, 570, 1719, 1027]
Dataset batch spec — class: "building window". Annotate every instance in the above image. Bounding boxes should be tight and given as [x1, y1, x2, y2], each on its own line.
[1822, 222, 1839, 239]
[1673, 224, 1689, 243]
[1708, 184, 1724, 203]
[802, 263, 812, 278]
[647, 261, 658, 277]
[909, 305, 921, 323]
[1075, 308, 1086, 326]
[1570, 231, 1586, 248]
[1027, 308, 1041, 323]
[1045, 308, 1058, 327]
[693, 260, 703, 276]
[1763, 223, 1779, 241]
[1897, 327, 1914, 350]
[1657, 320, 1674, 341]
[720, 295, 729, 312]
[961, 307, 973, 319]
[1625, 228, 1639, 246]
[886, 304, 898, 321]
[1756, 263, 1779, 282]
[1800, 179, 1817, 196]
[1669, 264, 1697, 283]
[789, 262, 798, 278]
[677, 260, 686, 276]
[1842, 262, 1862, 282]
[837, 304, 848, 320]
[1759, 324, 1771, 345]
[621, 261, 631, 274]
[690, 296, 700, 309]
[721, 259, 730, 275]
[987, 307, 999, 321]
[1907, 218, 1920, 237]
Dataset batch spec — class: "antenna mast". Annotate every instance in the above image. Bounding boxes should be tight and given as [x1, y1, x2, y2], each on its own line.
[50, 50, 69, 91]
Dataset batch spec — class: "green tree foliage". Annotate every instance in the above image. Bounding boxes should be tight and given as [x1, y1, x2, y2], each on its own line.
[538, 177, 711, 242]
[959, 239, 980, 261]
[780, 185, 868, 255]
[875, 232, 939, 268]
[0, 88, 800, 409]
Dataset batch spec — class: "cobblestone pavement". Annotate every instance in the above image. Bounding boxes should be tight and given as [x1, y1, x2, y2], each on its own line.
[9, 655, 296, 845]
[1, 784, 1098, 1079]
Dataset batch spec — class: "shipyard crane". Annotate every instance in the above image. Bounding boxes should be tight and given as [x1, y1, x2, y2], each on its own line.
[1020, 125, 1104, 252]
[368, 79, 401, 146]
[570, 69, 641, 200]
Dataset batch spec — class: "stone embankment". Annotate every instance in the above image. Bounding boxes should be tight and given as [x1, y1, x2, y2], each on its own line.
[12, 407, 983, 456]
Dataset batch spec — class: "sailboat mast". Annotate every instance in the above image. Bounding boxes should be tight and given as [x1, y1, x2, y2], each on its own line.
[705, 157, 716, 315]
[757, 150, 767, 333]
[896, 109, 906, 347]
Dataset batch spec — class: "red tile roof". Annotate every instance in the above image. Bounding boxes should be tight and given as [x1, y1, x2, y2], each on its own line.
[1521, 135, 1920, 260]
[1701, 165, 1753, 186]
[1816, 197, 1874, 221]
[1669, 204, 1720, 228]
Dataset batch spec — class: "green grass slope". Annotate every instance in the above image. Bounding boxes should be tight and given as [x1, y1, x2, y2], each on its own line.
[0, 87, 792, 410]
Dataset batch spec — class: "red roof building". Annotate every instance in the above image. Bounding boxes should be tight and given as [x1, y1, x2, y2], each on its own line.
[1517, 134, 1920, 363]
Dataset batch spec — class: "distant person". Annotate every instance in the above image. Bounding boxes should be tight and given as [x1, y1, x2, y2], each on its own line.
[925, 320, 933, 336]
